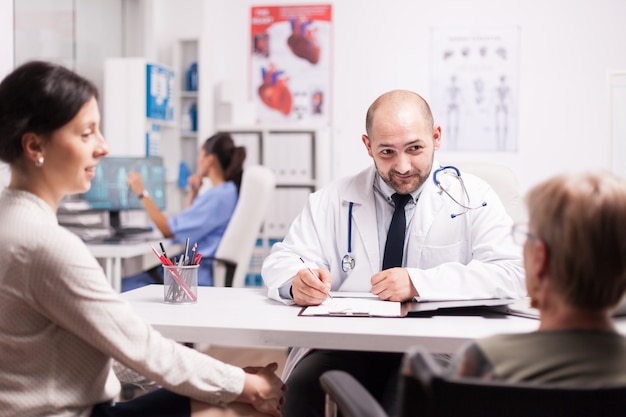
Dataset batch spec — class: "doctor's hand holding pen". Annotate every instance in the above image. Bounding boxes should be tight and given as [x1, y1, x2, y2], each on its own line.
[291, 261, 333, 306]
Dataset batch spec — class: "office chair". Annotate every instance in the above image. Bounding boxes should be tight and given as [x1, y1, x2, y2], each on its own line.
[209, 165, 276, 287]
[320, 345, 626, 417]
[453, 162, 526, 223]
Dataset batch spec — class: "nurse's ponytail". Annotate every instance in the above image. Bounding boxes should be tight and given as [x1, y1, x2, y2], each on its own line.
[202, 133, 247, 192]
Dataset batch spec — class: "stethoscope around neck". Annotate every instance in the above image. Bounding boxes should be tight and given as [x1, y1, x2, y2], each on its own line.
[433, 165, 487, 218]
[341, 165, 486, 271]
[342, 202, 356, 272]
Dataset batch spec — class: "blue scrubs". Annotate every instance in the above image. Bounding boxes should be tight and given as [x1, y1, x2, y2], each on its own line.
[167, 181, 238, 286]
[121, 181, 238, 291]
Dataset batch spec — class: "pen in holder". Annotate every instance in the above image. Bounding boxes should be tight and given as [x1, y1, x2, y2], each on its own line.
[163, 264, 199, 304]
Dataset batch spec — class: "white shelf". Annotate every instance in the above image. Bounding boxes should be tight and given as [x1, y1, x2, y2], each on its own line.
[174, 38, 200, 175]
[180, 90, 198, 99]
[180, 130, 198, 139]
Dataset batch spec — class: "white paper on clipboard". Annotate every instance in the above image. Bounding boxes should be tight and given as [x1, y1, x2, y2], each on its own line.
[299, 297, 403, 317]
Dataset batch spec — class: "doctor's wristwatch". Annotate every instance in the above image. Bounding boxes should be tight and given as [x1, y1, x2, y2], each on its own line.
[137, 190, 150, 199]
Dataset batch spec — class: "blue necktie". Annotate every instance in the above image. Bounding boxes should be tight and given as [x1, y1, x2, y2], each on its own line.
[382, 193, 411, 270]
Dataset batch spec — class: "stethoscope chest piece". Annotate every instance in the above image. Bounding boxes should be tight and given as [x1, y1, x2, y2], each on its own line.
[342, 254, 355, 272]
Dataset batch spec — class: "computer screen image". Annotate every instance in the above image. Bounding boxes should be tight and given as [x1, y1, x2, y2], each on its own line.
[80, 156, 166, 235]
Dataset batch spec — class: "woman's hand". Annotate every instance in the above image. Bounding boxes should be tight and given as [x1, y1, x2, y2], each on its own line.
[187, 173, 204, 194]
[126, 171, 145, 196]
[238, 362, 287, 417]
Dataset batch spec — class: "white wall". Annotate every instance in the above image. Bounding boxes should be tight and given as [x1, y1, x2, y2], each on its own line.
[75, 0, 124, 93]
[0, 0, 13, 79]
[5, 0, 626, 192]
[0, 0, 13, 187]
[174, 0, 626, 192]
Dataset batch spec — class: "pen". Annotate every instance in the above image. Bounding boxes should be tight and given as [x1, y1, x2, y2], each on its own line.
[183, 237, 190, 264]
[299, 257, 332, 298]
[150, 244, 168, 265]
[189, 242, 197, 266]
[159, 242, 168, 259]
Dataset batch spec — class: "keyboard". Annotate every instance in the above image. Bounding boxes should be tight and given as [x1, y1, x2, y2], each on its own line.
[116, 227, 153, 235]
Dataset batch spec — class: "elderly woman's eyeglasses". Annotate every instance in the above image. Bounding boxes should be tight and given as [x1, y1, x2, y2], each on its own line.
[510, 223, 537, 245]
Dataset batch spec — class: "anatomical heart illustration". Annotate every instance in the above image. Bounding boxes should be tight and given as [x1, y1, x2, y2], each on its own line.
[250, 5, 331, 123]
[258, 64, 293, 116]
[287, 16, 320, 64]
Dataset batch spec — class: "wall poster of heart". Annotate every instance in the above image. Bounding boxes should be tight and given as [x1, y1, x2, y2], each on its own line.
[250, 4, 332, 125]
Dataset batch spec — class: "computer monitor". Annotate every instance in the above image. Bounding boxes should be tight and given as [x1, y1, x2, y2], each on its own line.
[81, 156, 166, 235]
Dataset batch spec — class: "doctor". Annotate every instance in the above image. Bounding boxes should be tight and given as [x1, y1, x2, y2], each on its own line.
[262, 89, 526, 417]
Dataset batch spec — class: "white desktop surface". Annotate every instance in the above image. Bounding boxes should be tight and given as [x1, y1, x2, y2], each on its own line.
[87, 237, 183, 292]
[120, 285, 558, 353]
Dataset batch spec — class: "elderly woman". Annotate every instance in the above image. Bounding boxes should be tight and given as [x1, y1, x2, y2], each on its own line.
[448, 171, 626, 385]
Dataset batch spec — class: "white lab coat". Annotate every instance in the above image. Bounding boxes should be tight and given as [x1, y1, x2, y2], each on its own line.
[262, 162, 526, 378]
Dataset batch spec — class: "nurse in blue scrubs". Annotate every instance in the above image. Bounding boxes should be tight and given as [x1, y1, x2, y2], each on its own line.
[123, 133, 246, 290]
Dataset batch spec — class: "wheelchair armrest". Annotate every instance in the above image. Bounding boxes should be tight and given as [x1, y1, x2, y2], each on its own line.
[320, 370, 389, 417]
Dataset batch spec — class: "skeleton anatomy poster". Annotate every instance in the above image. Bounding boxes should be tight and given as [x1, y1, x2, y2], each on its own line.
[430, 27, 520, 152]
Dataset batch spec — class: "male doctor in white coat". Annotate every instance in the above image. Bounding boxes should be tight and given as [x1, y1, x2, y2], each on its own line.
[262, 89, 526, 417]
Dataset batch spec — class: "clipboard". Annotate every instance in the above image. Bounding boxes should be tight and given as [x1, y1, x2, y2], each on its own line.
[493, 296, 626, 319]
[298, 297, 514, 318]
[298, 298, 407, 317]
[406, 298, 515, 314]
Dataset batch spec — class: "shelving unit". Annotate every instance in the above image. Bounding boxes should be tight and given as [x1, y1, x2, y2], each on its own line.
[103, 57, 175, 158]
[173, 39, 201, 176]
[215, 125, 331, 285]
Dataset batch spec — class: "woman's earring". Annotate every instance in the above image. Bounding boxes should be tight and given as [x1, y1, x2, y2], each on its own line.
[35, 156, 44, 167]
[529, 284, 540, 309]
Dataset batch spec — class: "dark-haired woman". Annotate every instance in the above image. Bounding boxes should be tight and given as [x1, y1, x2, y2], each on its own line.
[0, 60, 284, 417]
[126, 133, 246, 287]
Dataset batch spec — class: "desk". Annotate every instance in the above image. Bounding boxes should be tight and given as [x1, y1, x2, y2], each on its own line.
[122, 285, 626, 354]
[88, 238, 183, 292]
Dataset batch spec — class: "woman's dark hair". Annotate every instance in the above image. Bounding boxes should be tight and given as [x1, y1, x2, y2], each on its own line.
[0, 60, 98, 164]
[202, 132, 246, 192]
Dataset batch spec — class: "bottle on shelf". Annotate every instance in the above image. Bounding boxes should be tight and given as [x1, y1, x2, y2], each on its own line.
[189, 102, 198, 132]
[186, 61, 198, 91]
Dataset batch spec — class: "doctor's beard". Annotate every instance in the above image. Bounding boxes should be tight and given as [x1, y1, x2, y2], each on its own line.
[375, 164, 432, 195]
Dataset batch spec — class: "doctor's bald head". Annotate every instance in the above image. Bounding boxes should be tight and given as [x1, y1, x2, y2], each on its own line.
[365, 90, 435, 138]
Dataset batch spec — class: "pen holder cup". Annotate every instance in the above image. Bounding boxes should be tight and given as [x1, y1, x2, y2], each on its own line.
[163, 265, 199, 304]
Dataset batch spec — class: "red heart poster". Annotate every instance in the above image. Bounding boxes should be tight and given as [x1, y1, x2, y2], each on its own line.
[251, 4, 332, 124]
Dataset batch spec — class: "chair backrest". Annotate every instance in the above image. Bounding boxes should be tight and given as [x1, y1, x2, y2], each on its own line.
[212, 165, 276, 287]
[452, 162, 526, 223]
[398, 346, 626, 417]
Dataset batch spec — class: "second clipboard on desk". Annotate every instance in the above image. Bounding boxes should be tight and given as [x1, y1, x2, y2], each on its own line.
[496, 296, 626, 319]
[298, 294, 514, 318]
